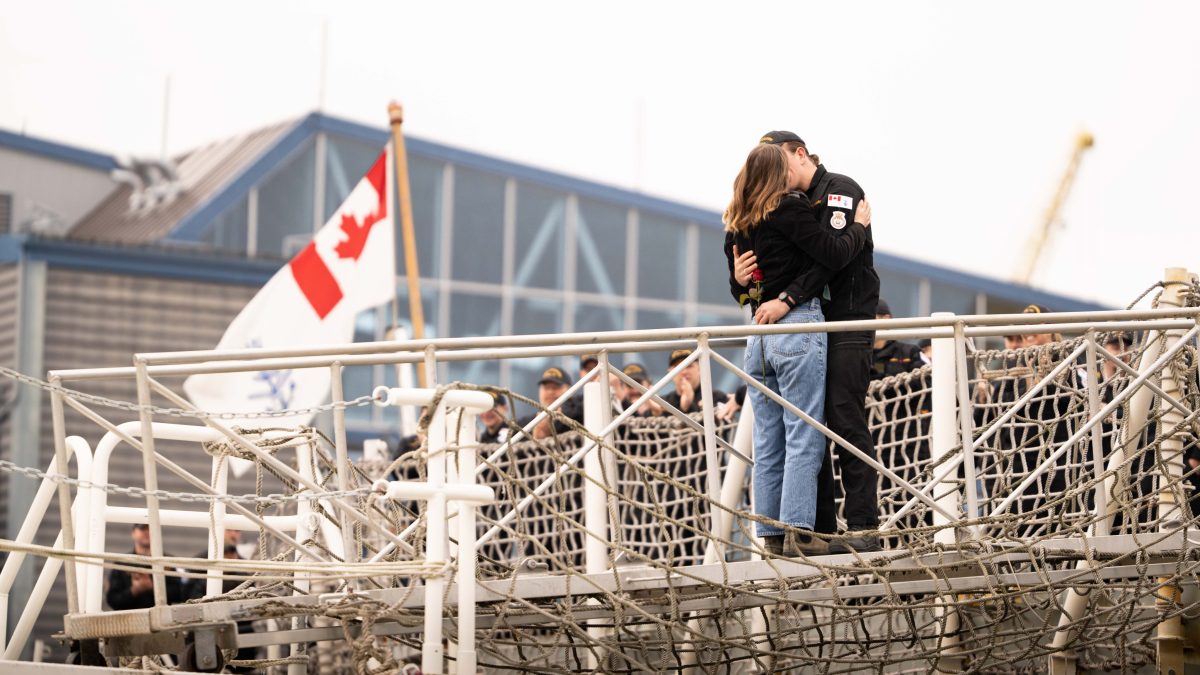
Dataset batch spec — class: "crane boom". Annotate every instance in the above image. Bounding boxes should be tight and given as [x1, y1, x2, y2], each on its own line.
[1013, 132, 1094, 285]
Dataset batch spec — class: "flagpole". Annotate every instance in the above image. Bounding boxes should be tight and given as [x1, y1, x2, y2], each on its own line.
[389, 101, 427, 387]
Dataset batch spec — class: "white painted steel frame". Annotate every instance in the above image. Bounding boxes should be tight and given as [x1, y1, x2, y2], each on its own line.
[26, 304, 1200, 671]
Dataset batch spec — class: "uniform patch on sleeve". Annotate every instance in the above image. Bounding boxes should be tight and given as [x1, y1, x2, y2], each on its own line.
[830, 211, 847, 230]
[827, 194, 854, 210]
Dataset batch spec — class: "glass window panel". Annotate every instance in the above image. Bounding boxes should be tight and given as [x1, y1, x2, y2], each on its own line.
[324, 137, 382, 222]
[512, 296, 562, 336]
[394, 283, 439, 341]
[637, 213, 689, 301]
[929, 283, 976, 316]
[636, 308, 685, 380]
[696, 224, 731, 306]
[573, 302, 625, 336]
[513, 182, 566, 290]
[574, 198, 626, 297]
[257, 140, 316, 258]
[510, 296, 567, 415]
[451, 167, 506, 285]
[199, 196, 248, 253]
[876, 269, 921, 318]
[450, 291, 504, 339]
[403, 155, 445, 279]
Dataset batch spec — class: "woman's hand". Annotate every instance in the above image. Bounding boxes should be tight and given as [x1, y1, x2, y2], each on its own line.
[854, 198, 871, 226]
[753, 299, 790, 325]
[732, 245, 758, 287]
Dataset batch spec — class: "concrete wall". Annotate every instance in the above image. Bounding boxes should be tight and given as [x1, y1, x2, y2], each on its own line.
[0, 149, 116, 234]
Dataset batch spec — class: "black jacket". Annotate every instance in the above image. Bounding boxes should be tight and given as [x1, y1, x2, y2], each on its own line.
[106, 553, 185, 610]
[723, 192, 867, 311]
[516, 396, 584, 435]
[662, 384, 728, 415]
[797, 165, 880, 321]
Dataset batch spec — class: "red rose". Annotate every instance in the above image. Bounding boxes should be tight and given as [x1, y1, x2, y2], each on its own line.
[750, 268, 764, 282]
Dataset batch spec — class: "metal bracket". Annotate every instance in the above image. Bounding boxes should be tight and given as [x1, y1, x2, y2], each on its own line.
[100, 622, 235, 659]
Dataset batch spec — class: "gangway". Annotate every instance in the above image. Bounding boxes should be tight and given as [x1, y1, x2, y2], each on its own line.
[0, 267, 1197, 674]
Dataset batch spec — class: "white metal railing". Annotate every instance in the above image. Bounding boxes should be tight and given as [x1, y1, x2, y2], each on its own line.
[1, 273, 1193, 670]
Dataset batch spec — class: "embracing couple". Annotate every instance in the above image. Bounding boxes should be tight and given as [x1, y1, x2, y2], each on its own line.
[723, 131, 881, 557]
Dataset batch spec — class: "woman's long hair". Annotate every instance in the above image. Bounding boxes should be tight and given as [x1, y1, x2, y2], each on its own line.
[723, 144, 789, 234]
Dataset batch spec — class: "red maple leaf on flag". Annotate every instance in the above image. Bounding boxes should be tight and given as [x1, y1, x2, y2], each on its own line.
[333, 152, 389, 261]
[334, 210, 384, 261]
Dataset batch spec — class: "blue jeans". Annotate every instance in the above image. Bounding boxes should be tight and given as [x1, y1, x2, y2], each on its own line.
[745, 299, 828, 535]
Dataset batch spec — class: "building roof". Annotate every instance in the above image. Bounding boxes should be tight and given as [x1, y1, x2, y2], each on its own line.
[0, 128, 118, 172]
[69, 119, 296, 244]
[4, 113, 1110, 311]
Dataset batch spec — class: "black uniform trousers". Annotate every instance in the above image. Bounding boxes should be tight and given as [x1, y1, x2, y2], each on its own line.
[814, 330, 879, 533]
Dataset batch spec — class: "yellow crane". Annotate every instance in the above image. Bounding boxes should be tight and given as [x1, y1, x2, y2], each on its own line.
[1013, 131, 1094, 285]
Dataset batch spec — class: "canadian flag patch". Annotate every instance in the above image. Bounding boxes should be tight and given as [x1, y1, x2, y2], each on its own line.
[828, 194, 854, 210]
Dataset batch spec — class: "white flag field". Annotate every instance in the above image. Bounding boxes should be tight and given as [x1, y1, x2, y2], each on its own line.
[184, 144, 396, 432]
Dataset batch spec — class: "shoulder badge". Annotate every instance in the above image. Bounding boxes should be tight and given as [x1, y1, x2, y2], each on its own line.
[828, 194, 854, 210]
[830, 211, 847, 230]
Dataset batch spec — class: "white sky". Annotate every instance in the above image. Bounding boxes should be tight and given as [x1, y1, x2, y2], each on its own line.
[3, 0, 1198, 308]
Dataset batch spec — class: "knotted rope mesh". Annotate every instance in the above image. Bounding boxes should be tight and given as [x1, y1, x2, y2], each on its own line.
[53, 280, 1200, 673]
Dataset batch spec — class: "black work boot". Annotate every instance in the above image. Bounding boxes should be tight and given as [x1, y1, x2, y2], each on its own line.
[829, 532, 882, 554]
[783, 531, 830, 557]
[762, 534, 784, 556]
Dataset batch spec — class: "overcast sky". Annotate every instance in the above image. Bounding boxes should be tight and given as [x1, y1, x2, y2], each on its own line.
[3, 0, 1198, 308]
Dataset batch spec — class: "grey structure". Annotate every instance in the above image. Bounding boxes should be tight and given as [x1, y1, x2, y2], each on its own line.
[0, 114, 1106, 658]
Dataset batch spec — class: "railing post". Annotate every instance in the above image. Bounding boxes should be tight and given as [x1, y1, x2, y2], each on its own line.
[696, 335, 723, 551]
[583, 376, 613, 670]
[1154, 267, 1192, 674]
[329, 362, 359, 572]
[930, 312, 963, 673]
[288, 438, 316, 675]
[49, 377, 82, 616]
[422, 403, 449, 675]
[206, 454, 229, 598]
[456, 404, 480, 675]
[953, 321, 981, 537]
[705, 398, 755, 564]
[132, 361, 167, 607]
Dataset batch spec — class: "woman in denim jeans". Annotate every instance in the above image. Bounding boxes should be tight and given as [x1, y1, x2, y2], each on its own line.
[723, 144, 871, 556]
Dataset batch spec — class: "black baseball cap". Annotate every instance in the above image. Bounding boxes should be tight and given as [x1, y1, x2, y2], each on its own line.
[876, 299, 892, 316]
[623, 362, 651, 382]
[580, 354, 599, 368]
[1023, 304, 1051, 314]
[669, 348, 693, 367]
[488, 391, 509, 409]
[759, 130, 805, 146]
[538, 366, 572, 387]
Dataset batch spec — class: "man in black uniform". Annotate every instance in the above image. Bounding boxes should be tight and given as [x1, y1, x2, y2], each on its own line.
[761, 131, 881, 553]
[106, 524, 184, 610]
[872, 299, 924, 380]
[517, 366, 584, 438]
[661, 349, 727, 415]
[619, 363, 664, 416]
[479, 392, 511, 444]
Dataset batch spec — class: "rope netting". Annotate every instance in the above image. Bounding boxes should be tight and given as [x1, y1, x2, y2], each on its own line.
[174, 329, 1197, 673]
[18, 279, 1200, 673]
